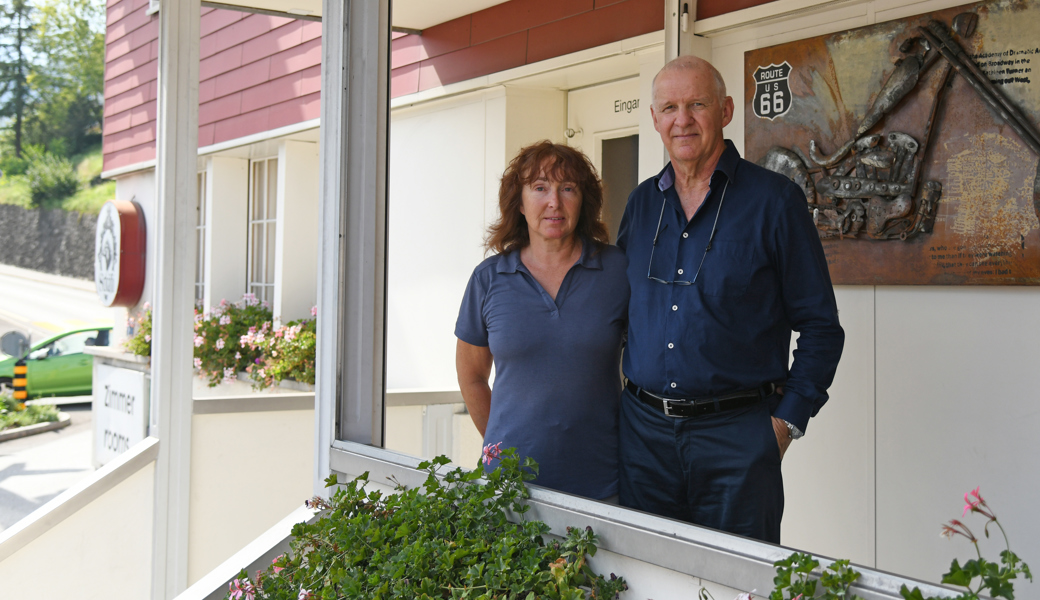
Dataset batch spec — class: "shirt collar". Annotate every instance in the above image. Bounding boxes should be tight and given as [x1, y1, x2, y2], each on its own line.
[655, 139, 741, 192]
[496, 240, 601, 273]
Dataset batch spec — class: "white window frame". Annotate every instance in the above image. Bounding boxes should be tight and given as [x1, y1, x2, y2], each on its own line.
[246, 156, 279, 305]
[195, 170, 207, 304]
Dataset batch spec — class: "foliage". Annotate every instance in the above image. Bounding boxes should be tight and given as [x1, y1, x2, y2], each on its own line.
[24, 0, 104, 156]
[768, 553, 861, 600]
[900, 489, 1031, 600]
[0, 150, 26, 174]
[124, 303, 152, 357]
[194, 294, 272, 387]
[0, 0, 34, 157]
[62, 176, 112, 213]
[0, 390, 58, 430]
[248, 315, 317, 389]
[25, 146, 78, 204]
[760, 489, 1029, 600]
[223, 448, 627, 600]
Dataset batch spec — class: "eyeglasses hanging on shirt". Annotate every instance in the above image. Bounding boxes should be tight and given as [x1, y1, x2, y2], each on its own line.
[647, 180, 729, 285]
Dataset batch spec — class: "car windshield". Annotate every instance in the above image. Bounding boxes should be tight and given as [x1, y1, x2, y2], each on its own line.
[31, 330, 109, 359]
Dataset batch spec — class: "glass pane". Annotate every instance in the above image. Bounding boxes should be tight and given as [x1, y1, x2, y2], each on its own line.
[251, 223, 264, 283]
[267, 158, 279, 219]
[197, 172, 207, 226]
[265, 222, 276, 285]
[252, 162, 265, 220]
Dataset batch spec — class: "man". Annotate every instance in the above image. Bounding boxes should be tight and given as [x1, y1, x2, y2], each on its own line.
[615, 56, 844, 543]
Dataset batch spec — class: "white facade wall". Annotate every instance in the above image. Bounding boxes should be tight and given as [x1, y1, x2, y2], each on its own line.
[187, 409, 314, 585]
[274, 140, 320, 323]
[203, 156, 249, 310]
[0, 461, 155, 599]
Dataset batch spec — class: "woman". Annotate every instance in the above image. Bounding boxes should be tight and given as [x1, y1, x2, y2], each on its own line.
[455, 141, 629, 500]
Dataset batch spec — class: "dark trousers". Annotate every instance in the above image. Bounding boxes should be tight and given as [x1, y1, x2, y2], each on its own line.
[618, 387, 784, 543]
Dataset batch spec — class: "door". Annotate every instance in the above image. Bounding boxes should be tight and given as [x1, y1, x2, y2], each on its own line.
[566, 78, 641, 241]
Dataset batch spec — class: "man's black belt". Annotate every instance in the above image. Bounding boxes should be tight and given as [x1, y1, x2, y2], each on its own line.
[625, 380, 780, 419]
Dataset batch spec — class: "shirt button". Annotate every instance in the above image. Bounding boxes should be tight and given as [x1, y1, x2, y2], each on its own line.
[682, 232, 689, 239]
[671, 305, 678, 311]
[677, 268, 684, 275]
[667, 343, 674, 349]
[670, 382, 677, 388]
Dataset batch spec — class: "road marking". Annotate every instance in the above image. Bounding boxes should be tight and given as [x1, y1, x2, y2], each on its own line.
[31, 322, 63, 332]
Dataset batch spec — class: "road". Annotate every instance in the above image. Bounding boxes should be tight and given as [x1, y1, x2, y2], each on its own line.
[0, 264, 113, 533]
[0, 264, 115, 347]
[0, 405, 94, 532]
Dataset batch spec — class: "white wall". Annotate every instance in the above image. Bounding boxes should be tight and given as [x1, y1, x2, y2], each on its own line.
[187, 409, 314, 585]
[0, 462, 155, 599]
[386, 86, 566, 393]
[204, 156, 248, 310]
[274, 140, 320, 323]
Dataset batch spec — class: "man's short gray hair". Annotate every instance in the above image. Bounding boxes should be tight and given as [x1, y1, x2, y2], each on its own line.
[651, 56, 728, 106]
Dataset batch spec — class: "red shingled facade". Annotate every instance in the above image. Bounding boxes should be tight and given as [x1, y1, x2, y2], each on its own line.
[103, 0, 322, 172]
[103, 0, 772, 173]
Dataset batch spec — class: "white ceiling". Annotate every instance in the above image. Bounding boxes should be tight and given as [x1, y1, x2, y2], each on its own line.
[209, 0, 512, 31]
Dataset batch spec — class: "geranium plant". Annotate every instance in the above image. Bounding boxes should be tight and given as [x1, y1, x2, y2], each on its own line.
[194, 294, 272, 386]
[247, 310, 316, 390]
[124, 302, 152, 357]
[901, 488, 1031, 600]
[752, 488, 1030, 600]
[223, 447, 627, 600]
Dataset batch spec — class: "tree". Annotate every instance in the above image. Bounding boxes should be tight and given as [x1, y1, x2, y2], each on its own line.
[25, 0, 104, 156]
[0, 0, 33, 157]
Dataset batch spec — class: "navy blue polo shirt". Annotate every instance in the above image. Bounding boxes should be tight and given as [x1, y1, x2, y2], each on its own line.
[616, 141, 844, 433]
[455, 243, 629, 499]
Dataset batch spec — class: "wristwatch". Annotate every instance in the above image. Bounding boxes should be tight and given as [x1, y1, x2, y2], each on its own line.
[782, 419, 804, 440]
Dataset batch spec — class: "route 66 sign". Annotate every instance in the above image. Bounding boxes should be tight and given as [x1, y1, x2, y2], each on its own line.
[753, 62, 792, 120]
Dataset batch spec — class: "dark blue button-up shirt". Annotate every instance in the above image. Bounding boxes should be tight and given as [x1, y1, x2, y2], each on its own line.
[616, 141, 844, 433]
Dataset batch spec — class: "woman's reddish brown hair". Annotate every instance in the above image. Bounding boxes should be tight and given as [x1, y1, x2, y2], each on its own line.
[486, 140, 610, 254]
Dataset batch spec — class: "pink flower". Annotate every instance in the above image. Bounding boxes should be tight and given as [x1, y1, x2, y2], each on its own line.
[235, 351, 242, 360]
[482, 442, 504, 465]
[220, 315, 231, 326]
[272, 554, 285, 574]
[142, 302, 151, 311]
[216, 338, 225, 350]
[223, 367, 237, 382]
[193, 357, 202, 369]
[228, 578, 255, 600]
[311, 306, 318, 317]
[144, 335, 151, 342]
[194, 335, 205, 347]
[220, 298, 229, 306]
[242, 292, 258, 306]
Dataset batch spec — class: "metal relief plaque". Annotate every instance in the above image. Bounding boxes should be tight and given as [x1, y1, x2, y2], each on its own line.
[744, 0, 1040, 285]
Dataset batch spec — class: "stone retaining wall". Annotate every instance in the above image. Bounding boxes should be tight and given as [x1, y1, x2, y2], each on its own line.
[0, 204, 96, 280]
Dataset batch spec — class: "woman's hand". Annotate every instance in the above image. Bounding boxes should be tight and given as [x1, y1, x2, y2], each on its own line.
[456, 339, 493, 437]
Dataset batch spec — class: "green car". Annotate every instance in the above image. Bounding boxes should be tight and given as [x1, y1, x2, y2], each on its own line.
[0, 326, 112, 399]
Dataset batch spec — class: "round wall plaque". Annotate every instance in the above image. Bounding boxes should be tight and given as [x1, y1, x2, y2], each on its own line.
[95, 200, 146, 307]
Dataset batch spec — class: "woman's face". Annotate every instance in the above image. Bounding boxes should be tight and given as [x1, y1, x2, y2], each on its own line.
[519, 169, 582, 246]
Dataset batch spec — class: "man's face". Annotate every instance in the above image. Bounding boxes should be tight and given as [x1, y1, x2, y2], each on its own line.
[651, 66, 734, 168]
